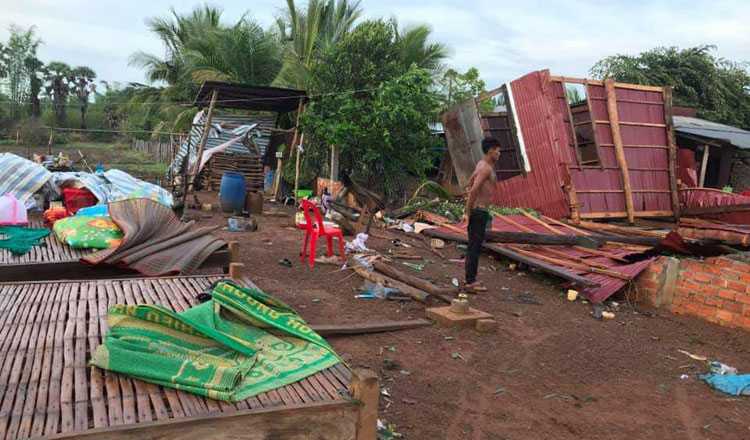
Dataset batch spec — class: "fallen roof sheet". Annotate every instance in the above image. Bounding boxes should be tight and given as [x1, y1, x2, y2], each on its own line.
[675, 116, 750, 149]
[422, 213, 654, 303]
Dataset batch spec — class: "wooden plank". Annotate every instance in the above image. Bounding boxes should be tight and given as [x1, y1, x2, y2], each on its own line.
[579, 210, 674, 219]
[104, 282, 124, 427]
[32, 283, 65, 436]
[681, 203, 750, 216]
[560, 79, 583, 169]
[605, 78, 635, 224]
[45, 400, 358, 440]
[350, 369, 379, 440]
[89, 283, 108, 429]
[576, 221, 667, 238]
[698, 145, 710, 188]
[73, 283, 89, 432]
[549, 75, 666, 92]
[0, 283, 43, 438]
[10, 280, 56, 439]
[310, 320, 431, 337]
[45, 283, 71, 436]
[594, 119, 667, 128]
[583, 80, 605, 169]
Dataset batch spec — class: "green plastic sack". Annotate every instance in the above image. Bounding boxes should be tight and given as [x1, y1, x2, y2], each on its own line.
[53, 215, 123, 249]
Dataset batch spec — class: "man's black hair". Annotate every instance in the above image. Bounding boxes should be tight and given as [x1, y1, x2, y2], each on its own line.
[481, 137, 502, 154]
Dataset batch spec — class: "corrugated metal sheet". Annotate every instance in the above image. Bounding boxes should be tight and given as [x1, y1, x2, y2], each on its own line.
[491, 70, 572, 218]
[431, 214, 653, 302]
[169, 114, 275, 175]
[680, 187, 750, 224]
[675, 116, 750, 149]
[484, 69, 675, 218]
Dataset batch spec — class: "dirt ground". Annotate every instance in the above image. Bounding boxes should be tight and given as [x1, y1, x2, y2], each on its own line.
[194, 191, 750, 440]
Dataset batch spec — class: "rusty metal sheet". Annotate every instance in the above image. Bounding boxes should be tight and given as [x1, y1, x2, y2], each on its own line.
[432, 215, 653, 303]
[680, 188, 750, 224]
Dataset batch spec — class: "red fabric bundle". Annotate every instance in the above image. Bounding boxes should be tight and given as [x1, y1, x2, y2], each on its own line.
[43, 206, 70, 225]
[62, 187, 97, 215]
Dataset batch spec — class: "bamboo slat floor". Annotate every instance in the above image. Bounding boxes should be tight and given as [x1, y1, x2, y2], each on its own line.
[0, 220, 230, 282]
[0, 275, 355, 439]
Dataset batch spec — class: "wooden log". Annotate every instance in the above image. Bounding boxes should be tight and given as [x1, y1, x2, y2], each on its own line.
[421, 229, 600, 288]
[310, 320, 431, 337]
[229, 262, 245, 279]
[575, 220, 667, 238]
[189, 88, 218, 193]
[372, 261, 457, 303]
[352, 266, 432, 304]
[484, 231, 662, 247]
[350, 369, 379, 440]
[605, 78, 635, 224]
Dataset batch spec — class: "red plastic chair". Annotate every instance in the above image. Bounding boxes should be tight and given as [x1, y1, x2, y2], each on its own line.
[301, 199, 346, 268]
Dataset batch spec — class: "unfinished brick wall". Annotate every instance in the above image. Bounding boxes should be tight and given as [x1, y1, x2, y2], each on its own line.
[634, 256, 750, 330]
[730, 153, 750, 192]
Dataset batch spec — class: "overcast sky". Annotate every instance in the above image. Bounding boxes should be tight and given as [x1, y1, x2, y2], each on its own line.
[1, 0, 749, 89]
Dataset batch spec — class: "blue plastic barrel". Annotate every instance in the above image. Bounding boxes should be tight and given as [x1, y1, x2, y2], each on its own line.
[219, 172, 247, 213]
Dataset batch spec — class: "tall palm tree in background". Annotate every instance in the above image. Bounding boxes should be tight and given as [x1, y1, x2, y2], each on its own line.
[183, 17, 282, 85]
[274, 0, 362, 89]
[392, 20, 449, 77]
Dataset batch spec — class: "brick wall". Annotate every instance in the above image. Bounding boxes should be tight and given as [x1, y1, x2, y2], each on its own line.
[635, 256, 750, 330]
[730, 153, 750, 192]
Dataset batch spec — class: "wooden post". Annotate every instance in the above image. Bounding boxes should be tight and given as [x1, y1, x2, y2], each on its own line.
[349, 369, 379, 440]
[228, 241, 240, 262]
[273, 98, 305, 200]
[561, 79, 582, 170]
[330, 145, 339, 182]
[229, 262, 245, 279]
[663, 86, 680, 221]
[604, 78, 635, 224]
[293, 133, 305, 206]
[189, 88, 219, 193]
[47, 128, 55, 155]
[698, 144, 710, 188]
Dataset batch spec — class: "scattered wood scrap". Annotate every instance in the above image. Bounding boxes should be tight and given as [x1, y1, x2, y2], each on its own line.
[372, 261, 457, 303]
[353, 265, 432, 303]
[310, 319, 431, 336]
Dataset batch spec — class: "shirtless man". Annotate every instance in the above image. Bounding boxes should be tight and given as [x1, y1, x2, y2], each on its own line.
[463, 137, 501, 292]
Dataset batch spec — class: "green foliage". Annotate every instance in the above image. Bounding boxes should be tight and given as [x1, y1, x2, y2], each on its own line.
[488, 205, 539, 217]
[275, 0, 363, 89]
[590, 46, 750, 129]
[301, 20, 440, 194]
[722, 185, 734, 193]
[0, 25, 42, 118]
[440, 67, 498, 112]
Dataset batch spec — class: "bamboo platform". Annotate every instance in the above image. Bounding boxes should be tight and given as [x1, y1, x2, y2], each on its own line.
[0, 275, 370, 439]
[0, 220, 230, 282]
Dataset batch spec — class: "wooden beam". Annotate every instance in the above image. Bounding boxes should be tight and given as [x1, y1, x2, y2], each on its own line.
[50, 400, 357, 440]
[560, 79, 583, 170]
[663, 86, 681, 222]
[189, 88, 218, 192]
[310, 320, 431, 337]
[273, 97, 305, 200]
[474, 86, 504, 104]
[350, 369, 379, 440]
[579, 210, 675, 219]
[483, 231, 662, 247]
[605, 78, 635, 224]
[293, 133, 305, 206]
[698, 144, 710, 188]
[352, 266, 432, 303]
[549, 75, 666, 92]
[575, 220, 666, 238]
[372, 261, 457, 303]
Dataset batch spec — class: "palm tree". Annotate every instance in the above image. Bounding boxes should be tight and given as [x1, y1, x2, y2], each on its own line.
[392, 20, 449, 77]
[70, 66, 96, 129]
[274, 0, 362, 89]
[43, 61, 72, 126]
[183, 16, 282, 85]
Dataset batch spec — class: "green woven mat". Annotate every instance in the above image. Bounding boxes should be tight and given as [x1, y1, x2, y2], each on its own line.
[90, 281, 341, 402]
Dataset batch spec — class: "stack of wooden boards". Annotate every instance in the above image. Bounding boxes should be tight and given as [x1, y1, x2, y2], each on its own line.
[205, 152, 264, 193]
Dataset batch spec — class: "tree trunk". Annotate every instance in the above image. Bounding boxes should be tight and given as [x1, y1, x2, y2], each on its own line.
[80, 106, 86, 130]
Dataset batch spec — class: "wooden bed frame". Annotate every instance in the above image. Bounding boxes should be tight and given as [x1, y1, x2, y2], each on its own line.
[0, 274, 378, 439]
[0, 220, 231, 282]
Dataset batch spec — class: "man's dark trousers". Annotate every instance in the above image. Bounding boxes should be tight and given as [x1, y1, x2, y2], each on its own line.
[465, 208, 489, 284]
